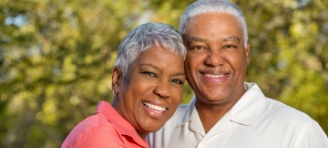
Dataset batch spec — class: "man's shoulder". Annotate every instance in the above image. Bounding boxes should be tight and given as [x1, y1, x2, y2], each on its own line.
[146, 104, 193, 147]
[154, 103, 192, 132]
[260, 97, 316, 125]
[170, 103, 191, 120]
[245, 82, 315, 123]
[176, 104, 189, 112]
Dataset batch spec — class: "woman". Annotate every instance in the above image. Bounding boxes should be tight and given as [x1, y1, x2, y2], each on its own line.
[62, 22, 186, 148]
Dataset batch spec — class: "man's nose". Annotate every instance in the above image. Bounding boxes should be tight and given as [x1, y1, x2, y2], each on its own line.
[205, 50, 225, 66]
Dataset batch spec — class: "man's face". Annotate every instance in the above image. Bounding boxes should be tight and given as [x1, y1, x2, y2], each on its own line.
[113, 46, 185, 138]
[183, 13, 250, 106]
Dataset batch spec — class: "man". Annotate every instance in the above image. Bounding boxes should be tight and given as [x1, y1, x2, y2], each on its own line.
[147, 0, 328, 147]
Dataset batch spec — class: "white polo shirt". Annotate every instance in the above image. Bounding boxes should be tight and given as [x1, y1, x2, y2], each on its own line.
[147, 82, 328, 148]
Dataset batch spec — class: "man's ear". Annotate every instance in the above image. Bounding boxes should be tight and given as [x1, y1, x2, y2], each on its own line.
[112, 67, 123, 95]
[245, 42, 251, 66]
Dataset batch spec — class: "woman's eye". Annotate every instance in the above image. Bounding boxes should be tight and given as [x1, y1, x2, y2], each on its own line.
[143, 71, 157, 77]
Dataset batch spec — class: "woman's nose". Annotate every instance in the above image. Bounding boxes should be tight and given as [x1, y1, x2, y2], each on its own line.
[153, 82, 169, 98]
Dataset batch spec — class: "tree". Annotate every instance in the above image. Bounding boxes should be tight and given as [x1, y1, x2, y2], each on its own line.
[235, 0, 328, 133]
[0, 0, 150, 147]
[0, 0, 327, 147]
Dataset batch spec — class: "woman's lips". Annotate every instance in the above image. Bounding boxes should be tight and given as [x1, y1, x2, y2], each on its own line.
[142, 102, 167, 112]
[142, 101, 168, 119]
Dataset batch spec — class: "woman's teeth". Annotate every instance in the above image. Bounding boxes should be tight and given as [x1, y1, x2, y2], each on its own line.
[143, 102, 166, 112]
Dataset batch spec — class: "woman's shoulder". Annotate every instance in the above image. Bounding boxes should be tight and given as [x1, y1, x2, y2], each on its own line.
[62, 113, 125, 148]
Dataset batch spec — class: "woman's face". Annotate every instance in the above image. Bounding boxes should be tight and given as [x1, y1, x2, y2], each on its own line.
[112, 46, 185, 138]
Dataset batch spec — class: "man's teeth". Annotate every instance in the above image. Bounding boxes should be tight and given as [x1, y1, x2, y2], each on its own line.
[143, 102, 166, 112]
[204, 74, 225, 78]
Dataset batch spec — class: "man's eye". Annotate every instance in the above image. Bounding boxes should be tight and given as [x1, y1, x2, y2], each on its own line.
[224, 44, 237, 49]
[172, 79, 185, 85]
[190, 46, 206, 50]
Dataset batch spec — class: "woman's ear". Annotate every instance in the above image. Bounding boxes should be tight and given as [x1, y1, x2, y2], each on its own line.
[112, 67, 123, 96]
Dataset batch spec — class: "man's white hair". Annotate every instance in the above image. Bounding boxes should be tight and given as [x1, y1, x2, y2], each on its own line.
[179, 0, 248, 47]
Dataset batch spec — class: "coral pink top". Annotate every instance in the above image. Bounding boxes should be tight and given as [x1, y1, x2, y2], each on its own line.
[62, 101, 149, 148]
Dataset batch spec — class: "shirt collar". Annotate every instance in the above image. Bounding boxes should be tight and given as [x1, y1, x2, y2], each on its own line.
[96, 101, 149, 148]
[177, 82, 266, 129]
[179, 96, 205, 135]
[229, 82, 266, 126]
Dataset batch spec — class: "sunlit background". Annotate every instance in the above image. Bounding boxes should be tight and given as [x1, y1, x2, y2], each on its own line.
[0, 0, 327, 147]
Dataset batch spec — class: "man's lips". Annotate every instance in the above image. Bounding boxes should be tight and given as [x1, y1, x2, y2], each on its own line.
[204, 73, 227, 78]
[200, 71, 229, 83]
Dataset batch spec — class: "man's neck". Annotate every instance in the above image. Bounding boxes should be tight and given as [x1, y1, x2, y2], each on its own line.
[195, 95, 242, 133]
[197, 103, 231, 133]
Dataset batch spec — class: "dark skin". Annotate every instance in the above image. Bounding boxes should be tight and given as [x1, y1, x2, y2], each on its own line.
[112, 46, 185, 138]
[197, 100, 238, 133]
[183, 13, 250, 133]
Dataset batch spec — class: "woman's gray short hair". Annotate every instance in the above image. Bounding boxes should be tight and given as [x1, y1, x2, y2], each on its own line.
[114, 22, 186, 76]
[179, 0, 248, 47]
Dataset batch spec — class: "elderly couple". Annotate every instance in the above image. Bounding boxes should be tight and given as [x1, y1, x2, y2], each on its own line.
[62, 0, 328, 148]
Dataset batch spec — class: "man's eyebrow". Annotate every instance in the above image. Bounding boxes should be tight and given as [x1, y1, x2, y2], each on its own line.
[186, 36, 206, 43]
[222, 36, 240, 43]
[185, 36, 240, 44]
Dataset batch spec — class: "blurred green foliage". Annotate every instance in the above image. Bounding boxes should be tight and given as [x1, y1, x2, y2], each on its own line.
[0, 0, 327, 147]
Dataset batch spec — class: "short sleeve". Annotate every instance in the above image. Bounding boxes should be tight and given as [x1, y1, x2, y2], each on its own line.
[72, 125, 128, 148]
[293, 121, 328, 148]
